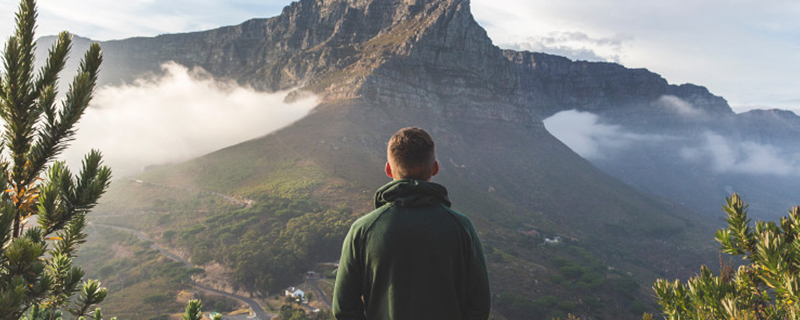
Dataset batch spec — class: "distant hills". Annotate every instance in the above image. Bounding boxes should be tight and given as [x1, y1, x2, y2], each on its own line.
[40, 0, 800, 318]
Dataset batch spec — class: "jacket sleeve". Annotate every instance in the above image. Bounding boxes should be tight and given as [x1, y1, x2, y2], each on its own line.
[464, 220, 491, 320]
[332, 224, 366, 320]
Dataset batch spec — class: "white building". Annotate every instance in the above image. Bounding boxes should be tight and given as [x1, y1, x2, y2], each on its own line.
[284, 287, 306, 300]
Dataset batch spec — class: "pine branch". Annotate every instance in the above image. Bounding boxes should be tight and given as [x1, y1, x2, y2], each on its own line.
[72, 150, 111, 212]
[53, 213, 88, 259]
[68, 280, 106, 318]
[33, 31, 70, 99]
[4, 0, 38, 187]
[35, 161, 68, 235]
[182, 299, 204, 320]
[25, 43, 102, 188]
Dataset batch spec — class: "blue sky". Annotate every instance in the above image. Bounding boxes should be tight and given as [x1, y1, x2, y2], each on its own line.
[1, 0, 799, 113]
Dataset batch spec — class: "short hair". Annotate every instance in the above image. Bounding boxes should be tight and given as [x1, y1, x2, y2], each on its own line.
[387, 127, 436, 180]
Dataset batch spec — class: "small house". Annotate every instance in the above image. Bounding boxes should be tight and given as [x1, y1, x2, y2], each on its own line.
[544, 236, 562, 245]
[285, 287, 305, 300]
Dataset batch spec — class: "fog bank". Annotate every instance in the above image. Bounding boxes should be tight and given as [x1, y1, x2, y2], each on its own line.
[60, 62, 317, 176]
[543, 109, 659, 159]
[544, 109, 800, 177]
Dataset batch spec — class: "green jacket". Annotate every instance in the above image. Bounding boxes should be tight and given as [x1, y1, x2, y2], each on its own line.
[332, 179, 490, 320]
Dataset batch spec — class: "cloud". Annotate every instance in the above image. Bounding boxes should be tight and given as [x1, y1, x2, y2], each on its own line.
[1, 0, 288, 42]
[681, 132, 800, 176]
[657, 95, 705, 117]
[543, 110, 659, 159]
[501, 31, 629, 62]
[60, 62, 317, 176]
[471, 0, 800, 111]
[545, 111, 800, 177]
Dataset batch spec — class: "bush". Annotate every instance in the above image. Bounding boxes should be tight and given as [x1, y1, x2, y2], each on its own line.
[559, 265, 585, 279]
[654, 194, 800, 319]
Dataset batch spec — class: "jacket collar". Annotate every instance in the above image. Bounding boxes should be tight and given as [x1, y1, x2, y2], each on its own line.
[374, 179, 451, 208]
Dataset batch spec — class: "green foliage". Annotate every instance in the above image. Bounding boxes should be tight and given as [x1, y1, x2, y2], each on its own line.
[169, 194, 352, 294]
[143, 293, 171, 316]
[277, 304, 334, 320]
[181, 299, 203, 320]
[21, 306, 116, 320]
[178, 299, 220, 320]
[653, 194, 800, 319]
[0, 0, 113, 319]
[496, 293, 574, 320]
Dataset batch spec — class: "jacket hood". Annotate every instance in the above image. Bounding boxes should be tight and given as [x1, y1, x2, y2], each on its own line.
[374, 179, 452, 208]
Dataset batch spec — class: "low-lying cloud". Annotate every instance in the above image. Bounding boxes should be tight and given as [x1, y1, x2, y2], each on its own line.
[545, 109, 800, 176]
[61, 62, 317, 176]
[543, 110, 658, 159]
[682, 132, 800, 176]
[657, 95, 705, 117]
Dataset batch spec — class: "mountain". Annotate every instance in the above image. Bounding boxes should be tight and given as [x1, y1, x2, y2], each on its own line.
[43, 2, 799, 221]
[44, 0, 757, 318]
[504, 51, 800, 218]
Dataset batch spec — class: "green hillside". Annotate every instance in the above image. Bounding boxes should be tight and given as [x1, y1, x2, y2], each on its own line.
[94, 98, 720, 319]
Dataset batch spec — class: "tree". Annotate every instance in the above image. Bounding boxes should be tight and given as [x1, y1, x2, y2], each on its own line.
[0, 0, 113, 319]
[653, 194, 800, 319]
[144, 293, 171, 317]
[182, 299, 221, 320]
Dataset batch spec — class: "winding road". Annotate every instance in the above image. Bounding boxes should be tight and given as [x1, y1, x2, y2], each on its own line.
[307, 278, 331, 307]
[128, 179, 254, 208]
[92, 223, 275, 320]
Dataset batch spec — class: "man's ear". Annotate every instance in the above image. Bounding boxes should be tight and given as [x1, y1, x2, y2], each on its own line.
[385, 162, 394, 179]
[431, 160, 440, 177]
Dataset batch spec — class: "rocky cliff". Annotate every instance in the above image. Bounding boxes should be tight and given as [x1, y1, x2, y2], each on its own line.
[50, 0, 743, 129]
[503, 51, 733, 118]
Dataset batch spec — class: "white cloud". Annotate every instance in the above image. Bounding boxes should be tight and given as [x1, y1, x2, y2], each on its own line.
[657, 95, 705, 117]
[60, 62, 317, 176]
[501, 31, 629, 62]
[2, 0, 800, 113]
[543, 110, 659, 159]
[0, 0, 288, 42]
[681, 132, 800, 176]
[471, 0, 800, 112]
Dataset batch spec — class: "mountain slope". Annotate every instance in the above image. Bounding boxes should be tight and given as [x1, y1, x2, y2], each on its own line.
[503, 51, 800, 218]
[79, 0, 727, 318]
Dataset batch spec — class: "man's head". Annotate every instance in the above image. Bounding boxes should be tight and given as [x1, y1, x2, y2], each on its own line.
[385, 127, 439, 181]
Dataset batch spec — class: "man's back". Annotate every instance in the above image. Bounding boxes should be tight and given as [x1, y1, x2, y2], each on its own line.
[333, 179, 490, 320]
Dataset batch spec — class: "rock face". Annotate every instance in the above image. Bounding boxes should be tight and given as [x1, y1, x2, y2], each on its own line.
[62, 0, 736, 128]
[504, 51, 733, 118]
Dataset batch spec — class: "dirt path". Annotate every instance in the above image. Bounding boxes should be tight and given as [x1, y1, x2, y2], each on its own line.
[92, 223, 275, 320]
[128, 178, 254, 208]
[307, 278, 331, 308]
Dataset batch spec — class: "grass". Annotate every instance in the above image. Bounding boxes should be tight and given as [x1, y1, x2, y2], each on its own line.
[75, 227, 190, 318]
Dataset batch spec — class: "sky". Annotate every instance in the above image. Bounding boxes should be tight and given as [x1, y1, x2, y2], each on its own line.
[0, 0, 798, 114]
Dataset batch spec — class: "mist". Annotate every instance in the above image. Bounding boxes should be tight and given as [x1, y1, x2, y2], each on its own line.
[543, 109, 658, 159]
[657, 95, 705, 117]
[60, 62, 318, 177]
[682, 132, 800, 176]
[545, 109, 800, 177]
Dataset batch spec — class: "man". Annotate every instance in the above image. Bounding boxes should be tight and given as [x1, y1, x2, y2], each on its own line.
[332, 127, 491, 320]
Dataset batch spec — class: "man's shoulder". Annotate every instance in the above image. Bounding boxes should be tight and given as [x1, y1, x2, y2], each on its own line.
[349, 205, 393, 233]
[442, 206, 480, 235]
